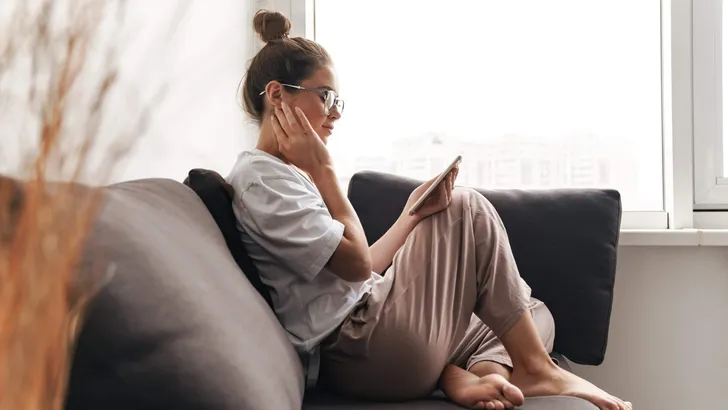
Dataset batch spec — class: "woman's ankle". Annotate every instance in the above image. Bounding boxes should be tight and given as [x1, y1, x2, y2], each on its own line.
[511, 352, 559, 376]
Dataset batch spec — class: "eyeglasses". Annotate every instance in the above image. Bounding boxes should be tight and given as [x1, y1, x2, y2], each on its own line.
[259, 83, 345, 116]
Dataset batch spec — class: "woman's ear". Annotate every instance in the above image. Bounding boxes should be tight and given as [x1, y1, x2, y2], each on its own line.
[264, 81, 284, 110]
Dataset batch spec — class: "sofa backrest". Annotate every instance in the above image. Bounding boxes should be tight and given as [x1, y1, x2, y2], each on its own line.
[347, 171, 621, 366]
[182, 168, 273, 308]
[66, 178, 304, 410]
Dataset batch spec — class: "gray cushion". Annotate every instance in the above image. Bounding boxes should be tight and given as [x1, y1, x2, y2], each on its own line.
[304, 353, 582, 409]
[66, 178, 304, 410]
[304, 391, 597, 410]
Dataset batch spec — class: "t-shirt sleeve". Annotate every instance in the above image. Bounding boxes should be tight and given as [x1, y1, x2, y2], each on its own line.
[235, 176, 344, 281]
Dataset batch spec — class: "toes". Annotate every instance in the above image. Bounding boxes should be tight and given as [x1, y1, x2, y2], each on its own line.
[602, 397, 621, 410]
[480, 399, 511, 410]
[595, 397, 617, 410]
[610, 395, 630, 410]
[448, 374, 522, 409]
[485, 401, 508, 410]
[501, 383, 524, 406]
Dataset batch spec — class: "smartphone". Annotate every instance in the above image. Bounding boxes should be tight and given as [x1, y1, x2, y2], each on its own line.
[407, 155, 463, 216]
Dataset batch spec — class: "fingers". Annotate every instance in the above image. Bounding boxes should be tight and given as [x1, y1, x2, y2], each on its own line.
[443, 168, 456, 199]
[272, 104, 295, 137]
[280, 102, 303, 134]
[273, 109, 293, 138]
[270, 115, 288, 145]
[294, 106, 317, 135]
[444, 170, 454, 202]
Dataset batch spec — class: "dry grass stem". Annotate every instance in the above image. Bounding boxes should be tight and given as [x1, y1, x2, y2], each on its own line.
[0, 1, 187, 408]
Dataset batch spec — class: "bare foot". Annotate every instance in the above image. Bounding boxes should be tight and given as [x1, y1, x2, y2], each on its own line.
[510, 362, 632, 410]
[439, 364, 524, 409]
[469, 360, 512, 380]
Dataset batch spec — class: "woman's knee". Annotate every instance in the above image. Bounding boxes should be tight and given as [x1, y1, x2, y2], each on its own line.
[416, 187, 500, 234]
[452, 187, 497, 216]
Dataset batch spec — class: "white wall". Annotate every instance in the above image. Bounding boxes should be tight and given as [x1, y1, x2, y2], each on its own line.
[115, 0, 260, 183]
[0, 0, 262, 184]
[570, 246, 728, 410]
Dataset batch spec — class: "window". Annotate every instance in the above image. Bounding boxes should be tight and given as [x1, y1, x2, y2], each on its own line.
[314, 0, 664, 216]
[724, 0, 728, 178]
[280, 0, 728, 229]
[694, 0, 728, 209]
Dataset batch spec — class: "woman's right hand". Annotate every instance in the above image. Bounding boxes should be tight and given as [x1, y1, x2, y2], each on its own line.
[271, 101, 333, 178]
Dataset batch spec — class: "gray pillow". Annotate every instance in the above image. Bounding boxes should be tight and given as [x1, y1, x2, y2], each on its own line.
[66, 178, 304, 410]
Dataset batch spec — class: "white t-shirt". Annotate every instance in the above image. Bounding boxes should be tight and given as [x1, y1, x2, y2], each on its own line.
[226, 149, 380, 388]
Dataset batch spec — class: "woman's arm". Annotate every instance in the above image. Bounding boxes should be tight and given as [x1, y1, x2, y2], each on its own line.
[369, 167, 459, 275]
[369, 213, 420, 275]
[311, 165, 373, 282]
[273, 104, 372, 283]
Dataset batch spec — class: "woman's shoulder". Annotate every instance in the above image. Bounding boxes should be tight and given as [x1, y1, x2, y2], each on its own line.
[226, 149, 302, 193]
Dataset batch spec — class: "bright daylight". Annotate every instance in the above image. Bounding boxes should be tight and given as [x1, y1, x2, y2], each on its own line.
[1, 1, 727, 410]
[317, 0, 663, 211]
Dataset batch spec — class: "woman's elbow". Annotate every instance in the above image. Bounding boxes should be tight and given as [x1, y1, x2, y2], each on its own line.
[328, 243, 373, 282]
[341, 255, 372, 283]
[356, 256, 374, 281]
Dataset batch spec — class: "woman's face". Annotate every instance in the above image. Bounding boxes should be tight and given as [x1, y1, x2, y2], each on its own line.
[281, 65, 342, 145]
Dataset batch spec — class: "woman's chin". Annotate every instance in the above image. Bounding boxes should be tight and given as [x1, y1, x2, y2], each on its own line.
[319, 129, 332, 143]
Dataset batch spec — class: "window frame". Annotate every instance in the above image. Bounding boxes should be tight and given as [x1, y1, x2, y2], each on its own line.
[692, 0, 728, 210]
[265, 0, 728, 230]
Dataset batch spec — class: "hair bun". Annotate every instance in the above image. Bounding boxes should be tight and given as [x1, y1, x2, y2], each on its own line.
[253, 9, 291, 43]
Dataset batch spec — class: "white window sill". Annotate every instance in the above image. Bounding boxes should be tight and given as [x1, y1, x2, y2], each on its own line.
[619, 229, 728, 246]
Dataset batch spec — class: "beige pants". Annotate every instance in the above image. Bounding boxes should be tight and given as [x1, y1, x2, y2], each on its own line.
[319, 188, 555, 401]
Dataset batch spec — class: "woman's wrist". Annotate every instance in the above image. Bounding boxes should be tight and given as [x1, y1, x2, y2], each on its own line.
[309, 164, 336, 184]
[397, 212, 421, 232]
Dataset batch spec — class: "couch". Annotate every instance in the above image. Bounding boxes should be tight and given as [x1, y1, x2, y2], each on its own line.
[6, 169, 621, 409]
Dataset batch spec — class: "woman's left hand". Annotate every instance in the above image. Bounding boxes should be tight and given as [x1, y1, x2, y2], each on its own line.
[403, 166, 459, 222]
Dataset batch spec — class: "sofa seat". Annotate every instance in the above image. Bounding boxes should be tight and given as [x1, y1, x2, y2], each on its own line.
[304, 391, 597, 410]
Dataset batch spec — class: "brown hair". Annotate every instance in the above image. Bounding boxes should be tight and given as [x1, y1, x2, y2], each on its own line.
[242, 10, 332, 124]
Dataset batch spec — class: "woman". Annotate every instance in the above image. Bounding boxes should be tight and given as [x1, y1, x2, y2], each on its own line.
[227, 9, 631, 410]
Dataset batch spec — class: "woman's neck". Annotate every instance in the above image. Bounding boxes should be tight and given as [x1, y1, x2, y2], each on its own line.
[254, 119, 312, 181]
[255, 120, 288, 163]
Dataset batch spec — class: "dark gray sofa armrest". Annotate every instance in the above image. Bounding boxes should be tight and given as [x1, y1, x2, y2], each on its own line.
[347, 171, 621, 366]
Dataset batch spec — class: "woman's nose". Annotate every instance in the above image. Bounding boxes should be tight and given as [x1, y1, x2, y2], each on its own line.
[329, 106, 342, 120]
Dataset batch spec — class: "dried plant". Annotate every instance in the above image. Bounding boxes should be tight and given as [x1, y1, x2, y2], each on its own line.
[0, 1, 187, 409]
